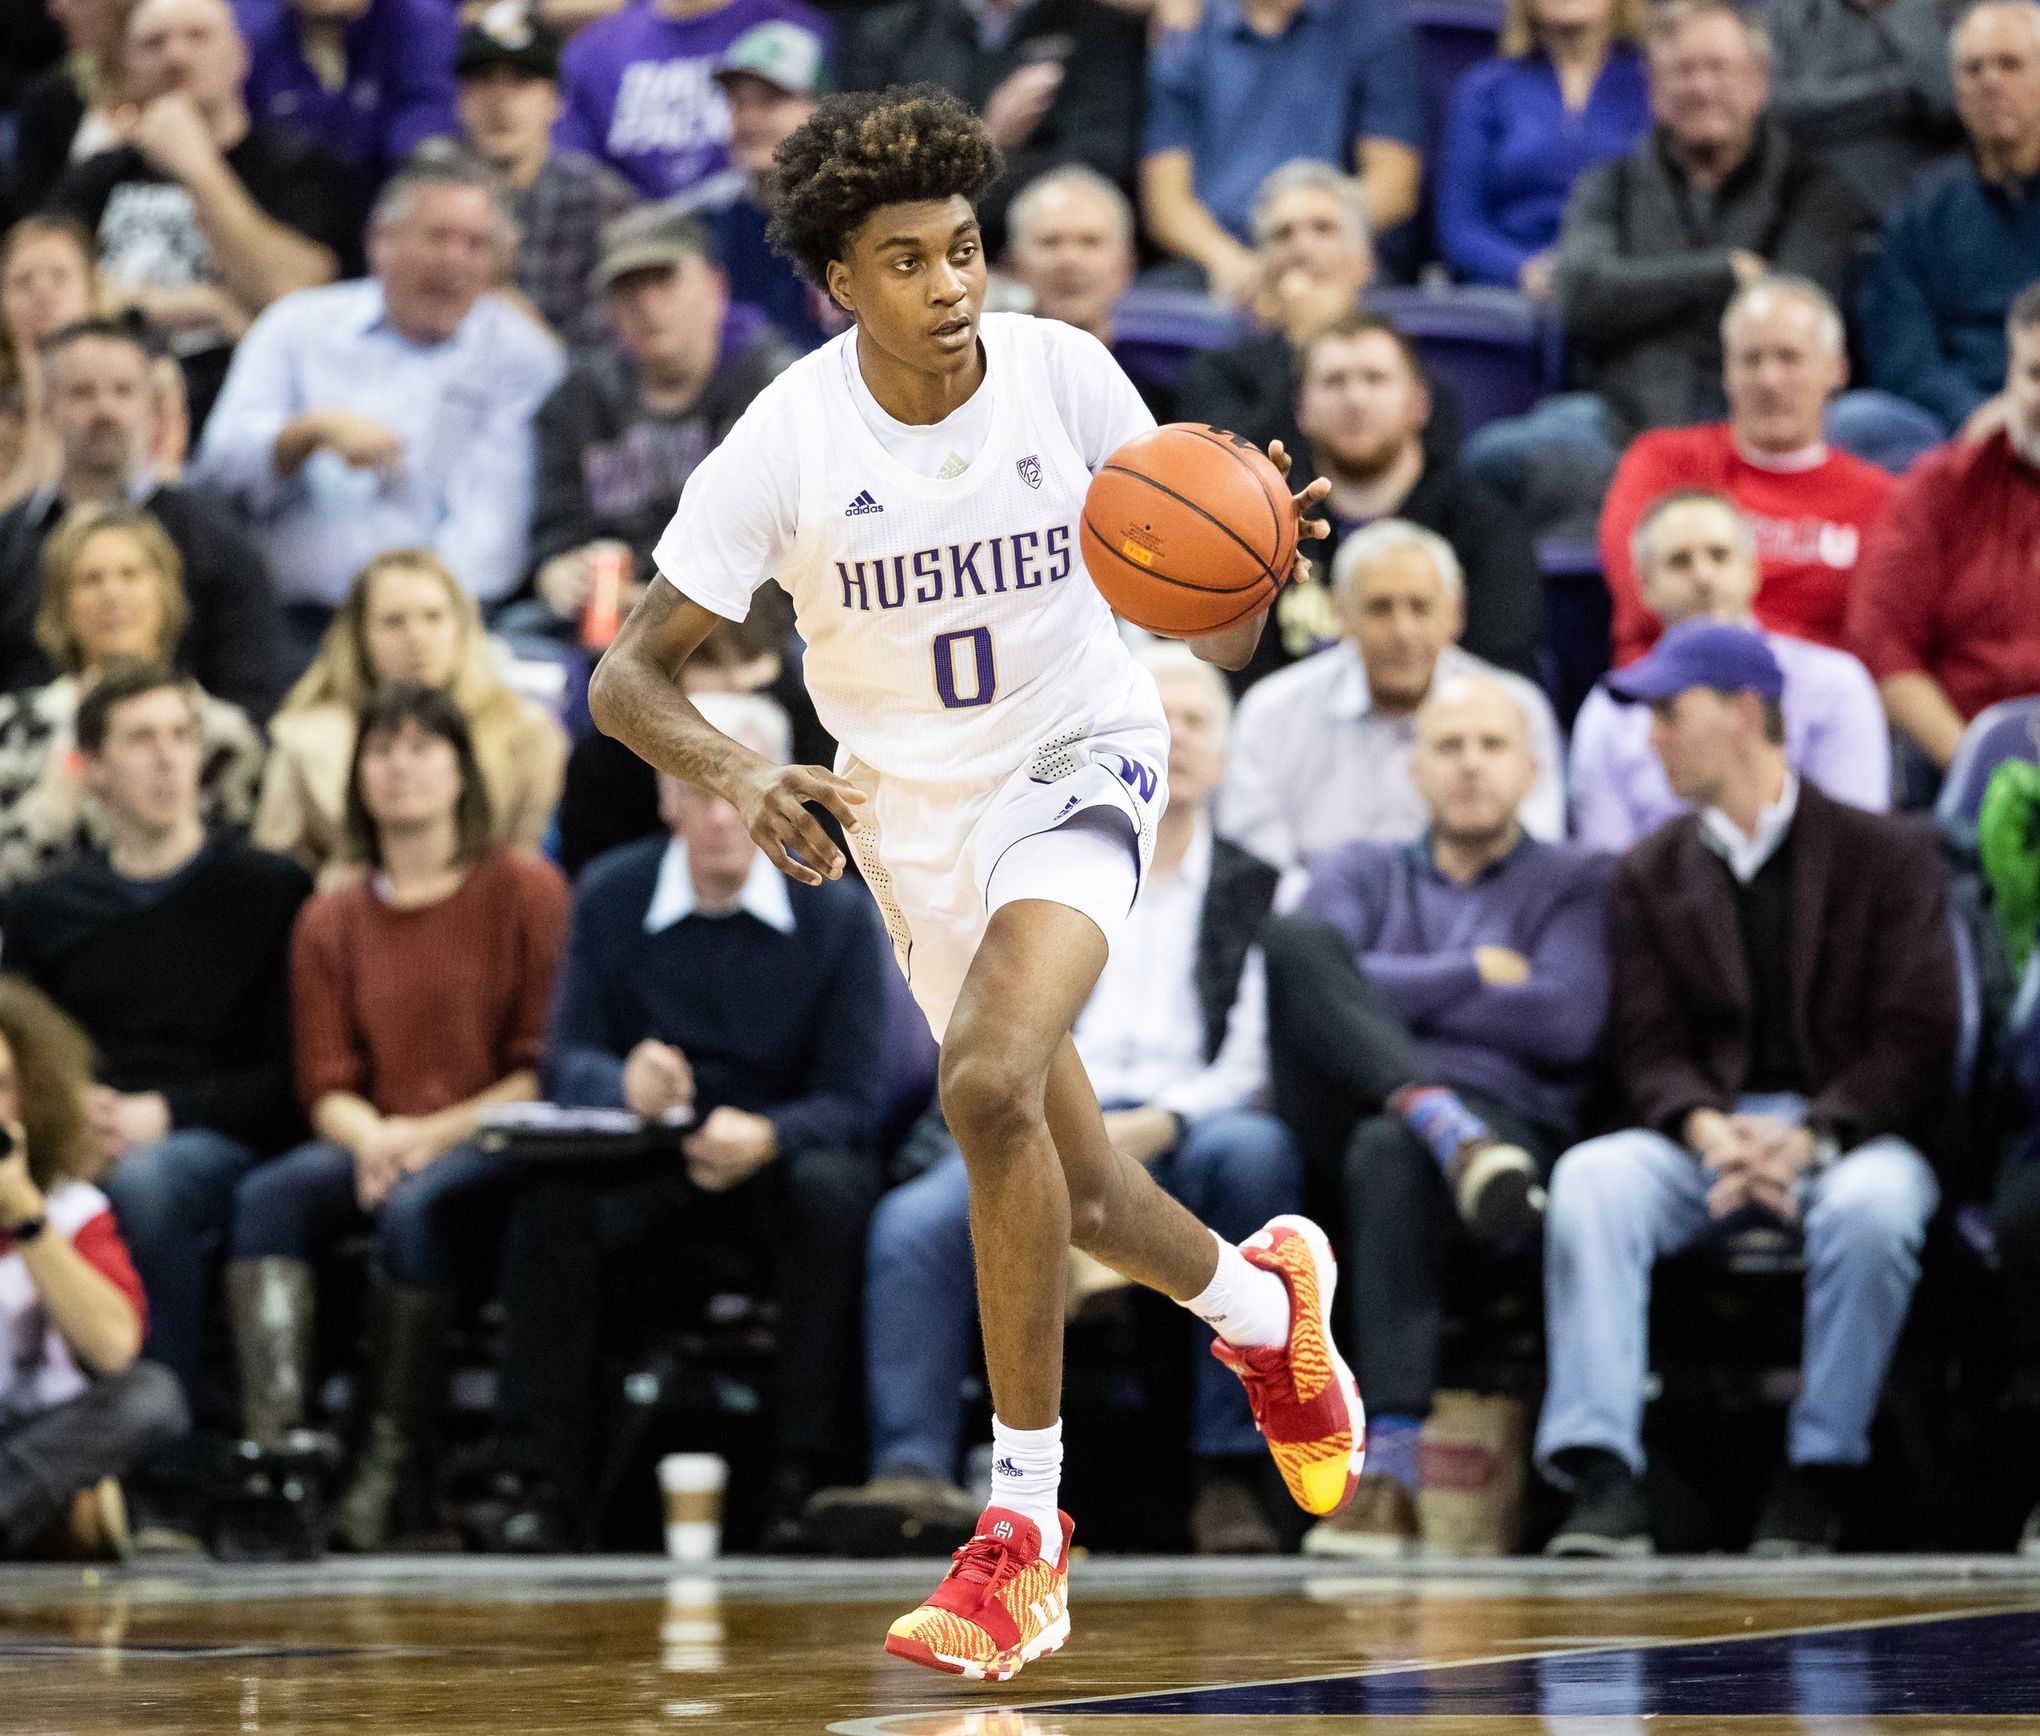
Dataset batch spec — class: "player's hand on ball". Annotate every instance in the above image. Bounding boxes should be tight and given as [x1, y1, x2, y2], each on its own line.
[1264, 440, 1332, 587]
[733, 762, 866, 886]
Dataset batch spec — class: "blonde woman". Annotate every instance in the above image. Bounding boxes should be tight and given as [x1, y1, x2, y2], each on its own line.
[0, 503, 262, 891]
[1436, 0, 1649, 294]
[254, 550, 568, 883]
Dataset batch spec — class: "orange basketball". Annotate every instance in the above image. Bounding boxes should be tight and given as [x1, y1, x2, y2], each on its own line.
[1081, 423, 1299, 638]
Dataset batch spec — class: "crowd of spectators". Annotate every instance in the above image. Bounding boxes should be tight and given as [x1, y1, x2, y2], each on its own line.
[0, 0, 2039, 1568]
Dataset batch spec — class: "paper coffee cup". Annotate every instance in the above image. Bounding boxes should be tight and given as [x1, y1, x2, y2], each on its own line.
[659, 1453, 728, 1562]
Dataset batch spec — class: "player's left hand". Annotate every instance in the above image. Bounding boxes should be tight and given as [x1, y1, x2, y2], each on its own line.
[730, 761, 867, 886]
[1265, 440, 1331, 589]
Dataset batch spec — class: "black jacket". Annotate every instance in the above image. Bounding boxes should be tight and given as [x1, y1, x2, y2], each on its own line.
[1230, 452, 1542, 692]
[1195, 836, 1281, 1061]
[0, 482, 285, 718]
[845, 0, 1146, 255]
[2, 840, 311, 1148]
[1557, 119, 1866, 432]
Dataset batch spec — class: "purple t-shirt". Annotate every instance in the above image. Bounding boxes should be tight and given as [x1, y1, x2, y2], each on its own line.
[234, 0, 458, 186]
[554, 0, 832, 201]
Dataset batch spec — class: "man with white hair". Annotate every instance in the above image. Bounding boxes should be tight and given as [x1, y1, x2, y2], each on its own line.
[195, 149, 565, 654]
[1219, 519, 1565, 874]
[1573, 489, 1889, 852]
[1860, 0, 2040, 433]
[1599, 277, 1924, 664]
[476, 690, 892, 1554]
[1006, 166, 1173, 420]
[48, 0, 359, 429]
[1263, 671, 1612, 1555]
[806, 646, 1303, 1559]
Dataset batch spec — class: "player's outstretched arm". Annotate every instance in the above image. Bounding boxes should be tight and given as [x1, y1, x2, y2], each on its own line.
[1187, 440, 1333, 672]
[589, 582, 865, 885]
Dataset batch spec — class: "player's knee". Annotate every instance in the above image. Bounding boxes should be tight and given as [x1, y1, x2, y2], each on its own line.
[938, 1038, 1045, 1158]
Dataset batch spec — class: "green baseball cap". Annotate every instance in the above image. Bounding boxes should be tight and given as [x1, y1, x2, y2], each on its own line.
[712, 21, 828, 98]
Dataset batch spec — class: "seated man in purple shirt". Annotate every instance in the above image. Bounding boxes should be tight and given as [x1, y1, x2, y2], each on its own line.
[1570, 489, 1890, 851]
[1262, 671, 1612, 1558]
[236, 0, 460, 187]
[553, 0, 832, 202]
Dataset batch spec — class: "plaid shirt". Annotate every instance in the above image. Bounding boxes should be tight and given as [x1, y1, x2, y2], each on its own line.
[514, 150, 639, 347]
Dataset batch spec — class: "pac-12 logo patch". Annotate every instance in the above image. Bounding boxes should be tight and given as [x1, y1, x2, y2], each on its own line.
[1017, 453, 1042, 489]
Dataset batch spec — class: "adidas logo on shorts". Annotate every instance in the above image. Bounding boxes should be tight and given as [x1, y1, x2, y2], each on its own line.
[844, 488, 884, 516]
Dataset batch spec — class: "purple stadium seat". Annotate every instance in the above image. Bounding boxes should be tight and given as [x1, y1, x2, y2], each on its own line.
[1110, 285, 1252, 394]
[1935, 695, 2040, 839]
[1407, 0, 1503, 121]
[1368, 285, 1550, 434]
[1537, 535, 1611, 730]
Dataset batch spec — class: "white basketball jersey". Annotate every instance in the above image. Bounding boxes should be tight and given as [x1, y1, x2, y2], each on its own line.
[656, 313, 1159, 785]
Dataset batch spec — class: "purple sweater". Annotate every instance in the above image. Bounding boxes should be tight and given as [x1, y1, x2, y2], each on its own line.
[236, 0, 458, 186]
[1301, 835, 1614, 1132]
[554, 0, 833, 201]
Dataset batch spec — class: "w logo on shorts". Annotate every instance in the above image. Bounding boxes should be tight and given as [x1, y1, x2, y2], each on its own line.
[1114, 756, 1158, 803]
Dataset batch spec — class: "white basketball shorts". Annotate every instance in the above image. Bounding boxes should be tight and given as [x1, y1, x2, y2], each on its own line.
[840, 709, 1170, 1041]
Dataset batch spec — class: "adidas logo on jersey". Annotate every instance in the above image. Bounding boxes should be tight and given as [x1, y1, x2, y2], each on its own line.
[844, 489, 884, 517]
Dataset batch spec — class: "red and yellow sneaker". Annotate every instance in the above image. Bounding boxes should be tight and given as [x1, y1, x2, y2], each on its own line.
[883, 1507, 1073, 1681]
[1211, 1213, 1366, 1518]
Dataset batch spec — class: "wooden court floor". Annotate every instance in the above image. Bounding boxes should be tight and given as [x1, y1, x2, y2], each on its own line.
[6, 1556, 2040, 1734]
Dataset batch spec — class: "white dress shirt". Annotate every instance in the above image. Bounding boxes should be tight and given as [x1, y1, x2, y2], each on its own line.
[1700, 769, 1802, 884]
[1072, 811, 1269, 1121]
[644, 840, 796, 935]
[1217, 641, 1568, 872]
[195, 279, 565, 606]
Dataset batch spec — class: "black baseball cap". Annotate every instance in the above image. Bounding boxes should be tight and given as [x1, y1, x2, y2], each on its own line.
[456, 6, 560, 81]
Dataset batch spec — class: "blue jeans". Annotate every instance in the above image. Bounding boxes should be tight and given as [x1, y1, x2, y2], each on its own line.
[229, 1138, 516, 1288]
[102, 1129, 260, 1399]
[863, 1108, 1303, 1479]
[1535, 1096, 1939, 1476]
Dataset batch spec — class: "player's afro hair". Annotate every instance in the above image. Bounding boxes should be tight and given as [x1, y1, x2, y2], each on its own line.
[767, 84, 1004, 290]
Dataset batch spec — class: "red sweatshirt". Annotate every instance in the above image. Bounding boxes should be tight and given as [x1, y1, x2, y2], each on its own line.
[1849, 430, 2040, 721]
[1599, 423, 1895, 664]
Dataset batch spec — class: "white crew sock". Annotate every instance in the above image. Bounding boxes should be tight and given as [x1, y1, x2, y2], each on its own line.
[1182, 1229, 1291, 1349]
[988, 1416, 1065, 1565]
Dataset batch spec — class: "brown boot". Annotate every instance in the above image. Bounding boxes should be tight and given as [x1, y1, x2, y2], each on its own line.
[330, 1282, 454, 1553]
[1302, 1472, 1420, 1559]
[226, 1258, 316, 1448]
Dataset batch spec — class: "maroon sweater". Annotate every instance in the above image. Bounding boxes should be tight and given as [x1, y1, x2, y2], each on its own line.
[291, 848, 569, 1117]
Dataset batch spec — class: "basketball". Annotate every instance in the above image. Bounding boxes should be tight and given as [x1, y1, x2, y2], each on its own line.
[1081, 423, 1299, 638]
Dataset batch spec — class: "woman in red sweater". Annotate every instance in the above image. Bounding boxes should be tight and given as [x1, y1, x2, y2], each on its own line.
[226, 684, 569, 1551]
[0, 976, 186, 1558]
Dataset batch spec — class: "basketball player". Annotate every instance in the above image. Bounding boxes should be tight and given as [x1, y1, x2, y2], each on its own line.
[590, 85, 1361, 1680]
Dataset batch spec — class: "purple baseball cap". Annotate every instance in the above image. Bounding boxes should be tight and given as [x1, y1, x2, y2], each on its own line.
[1605, 619, 1785, 705]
